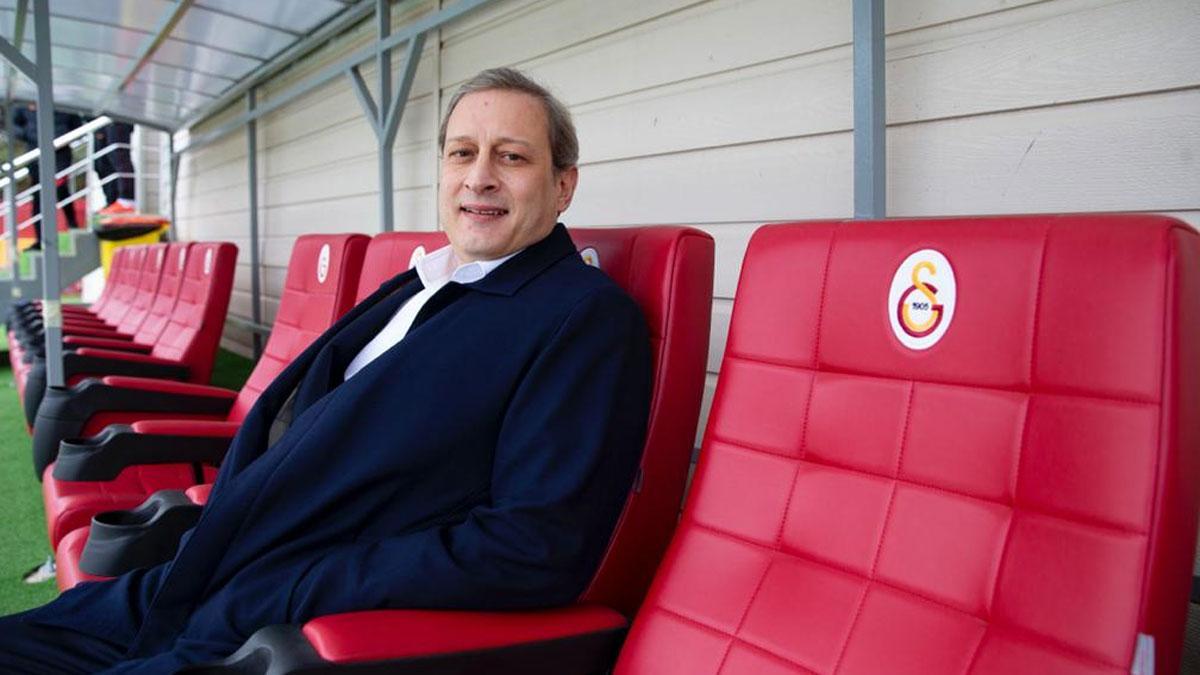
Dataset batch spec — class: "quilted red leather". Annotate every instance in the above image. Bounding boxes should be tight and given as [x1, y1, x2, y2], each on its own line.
[107, 243, 169, 337]
[616, 214, 1200, 675]
[352, 231, 449, 303]
[139, 241, 238, 384]
[304, 605, 626, 663]
[224, 234, 371, 422]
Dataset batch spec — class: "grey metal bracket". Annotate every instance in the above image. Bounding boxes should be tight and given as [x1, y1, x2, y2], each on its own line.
[852, 0, 886, 219]
[346, 0, 430, 232]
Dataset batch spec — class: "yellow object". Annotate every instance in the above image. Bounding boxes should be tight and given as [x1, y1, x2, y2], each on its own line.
[99, 224, 169, 275]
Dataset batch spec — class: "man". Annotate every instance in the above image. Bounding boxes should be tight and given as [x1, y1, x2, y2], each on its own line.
[93, 122, 137, 215]
[0, 68, 651, 673]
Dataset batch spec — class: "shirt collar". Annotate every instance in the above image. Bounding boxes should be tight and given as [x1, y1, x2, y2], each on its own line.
[414, 244, 522, 288]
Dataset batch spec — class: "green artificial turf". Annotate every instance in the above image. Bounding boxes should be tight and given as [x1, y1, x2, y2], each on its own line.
[0, 363, 59, 614]
[0, 348, 255, 615]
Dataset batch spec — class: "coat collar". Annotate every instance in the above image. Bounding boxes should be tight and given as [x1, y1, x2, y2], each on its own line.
[461, 223, 578, 297]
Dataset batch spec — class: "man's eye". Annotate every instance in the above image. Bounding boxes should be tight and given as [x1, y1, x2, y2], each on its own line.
[447, 149, 473, 159]
[501, 153, 525, 163]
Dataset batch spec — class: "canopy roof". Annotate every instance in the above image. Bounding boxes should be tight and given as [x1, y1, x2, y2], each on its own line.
[0, 0, 365, 131]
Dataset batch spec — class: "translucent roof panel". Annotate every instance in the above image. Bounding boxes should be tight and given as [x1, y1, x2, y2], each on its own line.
[0, 0, 358, 130]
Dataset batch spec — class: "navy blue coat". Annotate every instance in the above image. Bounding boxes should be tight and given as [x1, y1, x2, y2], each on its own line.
[23, 225, 652, 671]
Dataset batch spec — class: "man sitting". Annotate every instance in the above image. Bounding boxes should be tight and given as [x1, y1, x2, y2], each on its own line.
[0, 68, 651, 674]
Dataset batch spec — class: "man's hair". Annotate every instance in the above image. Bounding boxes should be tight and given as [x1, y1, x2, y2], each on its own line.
[438, 67, 578, 172]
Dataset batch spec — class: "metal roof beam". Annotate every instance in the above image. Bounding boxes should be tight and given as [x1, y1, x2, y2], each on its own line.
[10, 96, 173, 132]
[94, 0, 196, 114]
[4, 0, 28, 99]
[180, 0, 494, 154]
[179, 0, 376, 132]
[0, 33, 35, 80]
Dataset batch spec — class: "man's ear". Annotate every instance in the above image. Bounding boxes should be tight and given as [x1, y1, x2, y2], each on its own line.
[555, 166, 579, 215]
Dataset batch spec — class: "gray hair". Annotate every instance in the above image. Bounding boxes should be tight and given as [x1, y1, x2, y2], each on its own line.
[438, 67, 578, 172]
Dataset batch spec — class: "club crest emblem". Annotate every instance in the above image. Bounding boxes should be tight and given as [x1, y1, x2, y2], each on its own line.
[580, 247, 600, 268]
[888, 249, 956, 350]
[316, 244, 331, 283]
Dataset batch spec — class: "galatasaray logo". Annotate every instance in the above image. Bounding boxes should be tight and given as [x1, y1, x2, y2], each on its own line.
[887, 249, 956, 350]
[316, 243, 331, 283]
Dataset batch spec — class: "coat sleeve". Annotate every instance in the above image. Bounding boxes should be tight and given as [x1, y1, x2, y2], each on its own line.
[287, 284, 652, 618]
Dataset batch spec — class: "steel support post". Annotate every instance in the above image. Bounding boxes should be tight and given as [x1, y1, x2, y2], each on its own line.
[246, 88, 262, 359]
[350, 0, 427, 233]
[31, 0, 63, 386]
[168, 133, 178, 241]
[4, 0, 27, 289]
[852, 0, 886, 219]
[377, 0, 393, 232]
[5, 102, 20, 287]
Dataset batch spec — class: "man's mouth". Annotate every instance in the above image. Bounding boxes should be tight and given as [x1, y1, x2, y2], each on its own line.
[461, 205, 509, 217]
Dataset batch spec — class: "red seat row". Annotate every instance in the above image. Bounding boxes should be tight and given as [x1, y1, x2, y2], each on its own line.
[35, 214, 1200, 674]
[9, 241, 238, 436]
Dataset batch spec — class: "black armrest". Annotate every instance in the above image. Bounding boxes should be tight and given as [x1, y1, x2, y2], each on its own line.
[32, 380, 235, 479]
[79, 490, 203, 576]
[178, 623, 624, 675]
[53, 425, 234, 481]
[63, 350, 190, 381]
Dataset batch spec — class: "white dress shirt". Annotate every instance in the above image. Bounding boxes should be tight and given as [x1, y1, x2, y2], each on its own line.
[343, 244, 519, 380]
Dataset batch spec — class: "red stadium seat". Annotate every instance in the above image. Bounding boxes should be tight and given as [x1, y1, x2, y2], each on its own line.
[53, 231, 448, 588]
[186, 226, 715, 673]
[21, 242, 236, 423]
[201, 214, 1199, 675]
[37, 235, 370, 551]
[60, 243, 194, 354]
[7, 245, 149, 395]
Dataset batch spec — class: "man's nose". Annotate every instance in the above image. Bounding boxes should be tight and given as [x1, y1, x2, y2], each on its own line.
[464, 156, 498, 193]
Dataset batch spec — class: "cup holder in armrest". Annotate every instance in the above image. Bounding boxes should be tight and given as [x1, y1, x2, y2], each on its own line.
[79, 489, 203, 577]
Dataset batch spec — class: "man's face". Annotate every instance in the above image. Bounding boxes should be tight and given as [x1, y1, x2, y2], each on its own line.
[439, 89, 578, 263]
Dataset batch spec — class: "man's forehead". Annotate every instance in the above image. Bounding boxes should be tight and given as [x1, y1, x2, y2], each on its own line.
[445, 135, 534, 148]
[445, 90, 549, 142]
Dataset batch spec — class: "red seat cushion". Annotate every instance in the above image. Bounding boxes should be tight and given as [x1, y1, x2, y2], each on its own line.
[617, 214, 1200, 675]
[43, 462, 219, 549]
[55, 526, 107, 591]
[305, 605, 626, 663]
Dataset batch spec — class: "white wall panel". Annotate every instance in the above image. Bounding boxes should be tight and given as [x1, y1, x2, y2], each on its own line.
[171, 0, 1198, 450]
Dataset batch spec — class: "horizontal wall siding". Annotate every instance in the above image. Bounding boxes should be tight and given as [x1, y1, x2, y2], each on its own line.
[174, 0, 1199, 446]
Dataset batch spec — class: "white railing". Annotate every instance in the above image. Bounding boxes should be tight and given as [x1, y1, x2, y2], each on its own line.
[2, 116, 158, 235]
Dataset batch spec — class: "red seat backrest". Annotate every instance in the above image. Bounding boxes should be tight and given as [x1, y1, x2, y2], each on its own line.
[570, 227, 714, 617]
[353, 231, 450, 303]
[87, 246, 128, 315]
[617, 214, 1200, 675]
[149, 242, 238, 382]
[132, 243, 192, 345]
[113, 243, 168, 335]
[227, 234, 370, 422]
[96, 245, 149, 325]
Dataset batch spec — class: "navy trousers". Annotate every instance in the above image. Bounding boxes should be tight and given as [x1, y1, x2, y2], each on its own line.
[0, 609, 218, 674]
